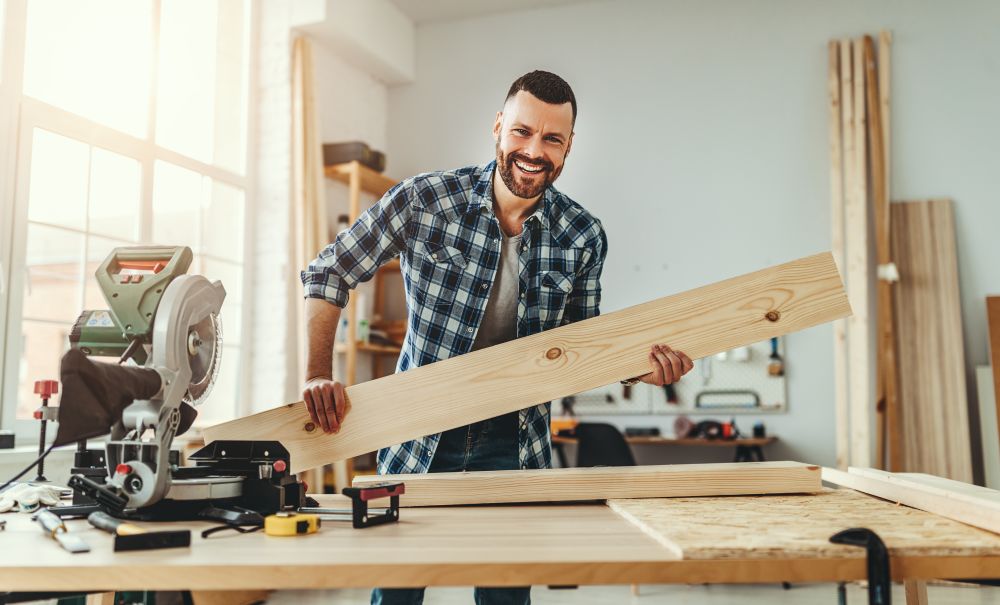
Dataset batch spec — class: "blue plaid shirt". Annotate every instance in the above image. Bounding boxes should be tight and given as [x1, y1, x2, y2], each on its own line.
[302, 161, 607, 475]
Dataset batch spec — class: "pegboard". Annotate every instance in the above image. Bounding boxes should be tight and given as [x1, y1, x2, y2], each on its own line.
[558, 338, 788, 416]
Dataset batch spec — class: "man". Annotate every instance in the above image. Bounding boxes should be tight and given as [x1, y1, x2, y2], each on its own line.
[300, 71, 693, 605]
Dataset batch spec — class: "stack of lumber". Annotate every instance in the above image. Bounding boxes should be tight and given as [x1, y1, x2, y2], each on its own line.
[829, 33, 973, 479]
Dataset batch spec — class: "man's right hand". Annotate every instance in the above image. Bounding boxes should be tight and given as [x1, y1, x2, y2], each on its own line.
[303, 377, 349, 435]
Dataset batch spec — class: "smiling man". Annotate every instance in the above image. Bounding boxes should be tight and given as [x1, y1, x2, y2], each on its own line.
[300, 71, 692, 605]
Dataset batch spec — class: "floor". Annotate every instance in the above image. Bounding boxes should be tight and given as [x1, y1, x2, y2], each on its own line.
[268, 582, 1000, 604]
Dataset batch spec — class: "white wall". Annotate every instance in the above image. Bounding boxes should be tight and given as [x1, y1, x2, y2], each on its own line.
[385, 0, 1000, 468]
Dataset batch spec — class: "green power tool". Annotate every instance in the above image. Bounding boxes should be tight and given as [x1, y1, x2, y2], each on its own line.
[69, 246, 221, 405]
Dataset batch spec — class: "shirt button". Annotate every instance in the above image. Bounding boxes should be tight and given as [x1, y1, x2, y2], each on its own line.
[481, 283, 488, 290]
[520, 292, 525, 299]
[467, 327, 473, 333]
[431, 253, 438, 260]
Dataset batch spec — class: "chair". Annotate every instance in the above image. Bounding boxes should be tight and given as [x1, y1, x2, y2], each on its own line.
[574, 422, 636, 467]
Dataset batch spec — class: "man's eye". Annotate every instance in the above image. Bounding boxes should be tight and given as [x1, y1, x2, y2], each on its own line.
[545, 137, 563, 145]
[514, 128, 529, 135]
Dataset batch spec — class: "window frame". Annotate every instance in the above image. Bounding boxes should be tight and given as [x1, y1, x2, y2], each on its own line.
[0, 0, 256, 442]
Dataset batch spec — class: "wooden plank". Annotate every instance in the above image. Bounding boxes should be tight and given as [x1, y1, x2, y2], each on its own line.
[204, 253, 851, 472]
[847, 37, 871, 468]
[829, 39, 850, 471]
[608, 488, 1000, 560]
[904, 580, 928, 605]
[979, 365, 1000, 489]
[891, 200, 973, 481]
[864, 35, 902, 472]
[822, 467, 1000, 535]
[353, 461, 821, 506]
[988, 296, 1000, 480]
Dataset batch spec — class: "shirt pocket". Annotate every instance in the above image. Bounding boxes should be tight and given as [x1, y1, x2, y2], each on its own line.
[411, 241, 469, 312]
[538, 270, 574, 329]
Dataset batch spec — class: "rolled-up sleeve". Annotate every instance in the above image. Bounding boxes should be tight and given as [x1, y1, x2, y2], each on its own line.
[301, 181, 412, 307]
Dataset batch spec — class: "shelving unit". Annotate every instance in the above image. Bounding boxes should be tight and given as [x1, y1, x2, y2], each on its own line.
[323, 160, 403, 488]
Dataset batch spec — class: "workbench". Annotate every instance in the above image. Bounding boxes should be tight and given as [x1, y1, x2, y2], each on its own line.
[2, 486, 1000, 604]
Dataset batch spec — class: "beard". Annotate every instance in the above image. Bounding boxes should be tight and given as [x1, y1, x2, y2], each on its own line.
[495, 143, 564, 200]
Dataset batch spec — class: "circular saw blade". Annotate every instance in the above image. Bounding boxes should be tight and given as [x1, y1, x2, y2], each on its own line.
[183, 313, 222, 406]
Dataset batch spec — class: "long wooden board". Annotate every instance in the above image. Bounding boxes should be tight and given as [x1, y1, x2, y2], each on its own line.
[828, 39, 850, 470]
[353, 461, 822, 507]
[822, 467, 1000, 535]
[987, 296, 1000, 477]
[891, 200, 972, 481]
[608, 488, 1000, 560]
[204, 252, 851, 472]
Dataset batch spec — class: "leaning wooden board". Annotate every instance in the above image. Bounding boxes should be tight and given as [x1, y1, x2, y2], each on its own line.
[891, 200, 972, 482]
[204, 252, 851, 472]
[353, 462, 821, 507]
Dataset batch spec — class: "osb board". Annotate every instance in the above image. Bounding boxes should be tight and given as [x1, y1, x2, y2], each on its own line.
[607, 489, 1000, 560]
[353, 461, 821, 507]
[205, 253, 850, 472]
[891, 200, 972, 481]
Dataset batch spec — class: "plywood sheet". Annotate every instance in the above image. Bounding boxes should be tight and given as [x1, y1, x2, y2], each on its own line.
[891, 200, 972, 481]
[204, 253, 851, 472]
[353, 461, 821, 507]
[607, 488, 1000, 560]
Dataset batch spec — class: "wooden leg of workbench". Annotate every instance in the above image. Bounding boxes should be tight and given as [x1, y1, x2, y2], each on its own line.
[631, 583, 639, 596]
[85, 594, 115, 605]
[190, 590, 271, 605]
[904, 580, 928, 605]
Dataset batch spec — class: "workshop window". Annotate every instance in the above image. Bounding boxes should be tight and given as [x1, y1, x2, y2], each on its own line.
[1, 0, 253, 438]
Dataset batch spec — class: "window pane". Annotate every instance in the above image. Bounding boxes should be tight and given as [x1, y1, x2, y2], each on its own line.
[203, 181, 244, 261]
[152, 161, 203, 252]
[157, 0, 249, 173]
[83, 235, 134, 311]
[192, 344, 239, 426]
[22, 224, 83, 323]
[23, 0, 153, 137]
[17, 320, 71, 419]
[27, 129, 88, 230]
[89, 148, 141, 241]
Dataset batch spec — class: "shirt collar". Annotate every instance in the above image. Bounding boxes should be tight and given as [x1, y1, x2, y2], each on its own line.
[469, 160, 552, 231]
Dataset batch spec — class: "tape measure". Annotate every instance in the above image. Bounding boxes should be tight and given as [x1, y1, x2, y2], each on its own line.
[264, 512, 320, 536]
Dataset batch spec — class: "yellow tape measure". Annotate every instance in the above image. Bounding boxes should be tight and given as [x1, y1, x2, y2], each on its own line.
[264, 512, 320, 536]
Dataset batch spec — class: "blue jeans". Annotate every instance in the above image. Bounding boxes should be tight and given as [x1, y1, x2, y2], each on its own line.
[371, 412, 530, 605]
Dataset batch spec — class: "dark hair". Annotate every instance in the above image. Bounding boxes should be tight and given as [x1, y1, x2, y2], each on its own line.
[505, 70, 577, 125]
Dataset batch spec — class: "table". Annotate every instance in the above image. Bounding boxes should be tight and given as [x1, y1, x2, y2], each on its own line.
[551, 434, 778, 466]
[2, 489, 1000, 604]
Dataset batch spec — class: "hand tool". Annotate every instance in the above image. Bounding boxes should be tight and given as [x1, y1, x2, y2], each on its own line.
[87, 511, 191, 551]
[264, 512, 320, 536]
[300, 481, 405, 529]
[33, 508, 90, 553]
[829, 527, 890, 604]
[32, 380, 58, 482]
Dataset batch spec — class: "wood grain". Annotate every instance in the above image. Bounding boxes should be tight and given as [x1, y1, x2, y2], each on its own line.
[204, 253, 851, 472]
[352, 461, 821, 507]
[847, 37, 871, 468]
[891, 200, 972, 481]
[864, 35, 902, 472]
[829, 39, 850, 471]
[608, 488, 1000, 560]
[823, 467, 1000, 535]
[988, 296, 1000, 470]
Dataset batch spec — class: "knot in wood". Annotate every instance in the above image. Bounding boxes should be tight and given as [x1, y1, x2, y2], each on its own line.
[545, 347, 563, 360]
[765, 310, 781, 322]
[304, 422, 317, 433]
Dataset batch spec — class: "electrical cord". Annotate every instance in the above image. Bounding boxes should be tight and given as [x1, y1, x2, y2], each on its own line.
[0, 443, 57, 494]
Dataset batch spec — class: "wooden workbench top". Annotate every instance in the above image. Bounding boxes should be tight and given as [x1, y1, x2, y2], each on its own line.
[3, 490, 1000, 591]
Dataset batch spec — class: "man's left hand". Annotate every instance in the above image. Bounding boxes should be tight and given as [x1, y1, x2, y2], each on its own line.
[639, 344, 693, 386]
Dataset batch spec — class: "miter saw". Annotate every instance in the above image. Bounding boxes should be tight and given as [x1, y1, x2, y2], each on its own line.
[52, 246, 308, 522]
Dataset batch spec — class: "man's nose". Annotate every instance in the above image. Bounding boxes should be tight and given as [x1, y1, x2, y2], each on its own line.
[523, 135, 544, 160]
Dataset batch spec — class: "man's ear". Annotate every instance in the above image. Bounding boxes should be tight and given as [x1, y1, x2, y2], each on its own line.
[493, 111, 503, 141]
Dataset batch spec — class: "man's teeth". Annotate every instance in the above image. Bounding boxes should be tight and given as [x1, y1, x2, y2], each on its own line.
[515, 160, 544, 173]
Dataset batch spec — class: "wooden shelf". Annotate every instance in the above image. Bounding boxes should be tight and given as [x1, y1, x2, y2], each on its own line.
[324, 161, 397, 197]
[335, 342, 402, 356]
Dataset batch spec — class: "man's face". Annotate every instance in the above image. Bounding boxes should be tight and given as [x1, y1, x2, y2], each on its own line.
[493, 90, 574, 200]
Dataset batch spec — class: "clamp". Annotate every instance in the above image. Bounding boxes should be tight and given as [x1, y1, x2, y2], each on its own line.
[830, 527, 891, 605]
